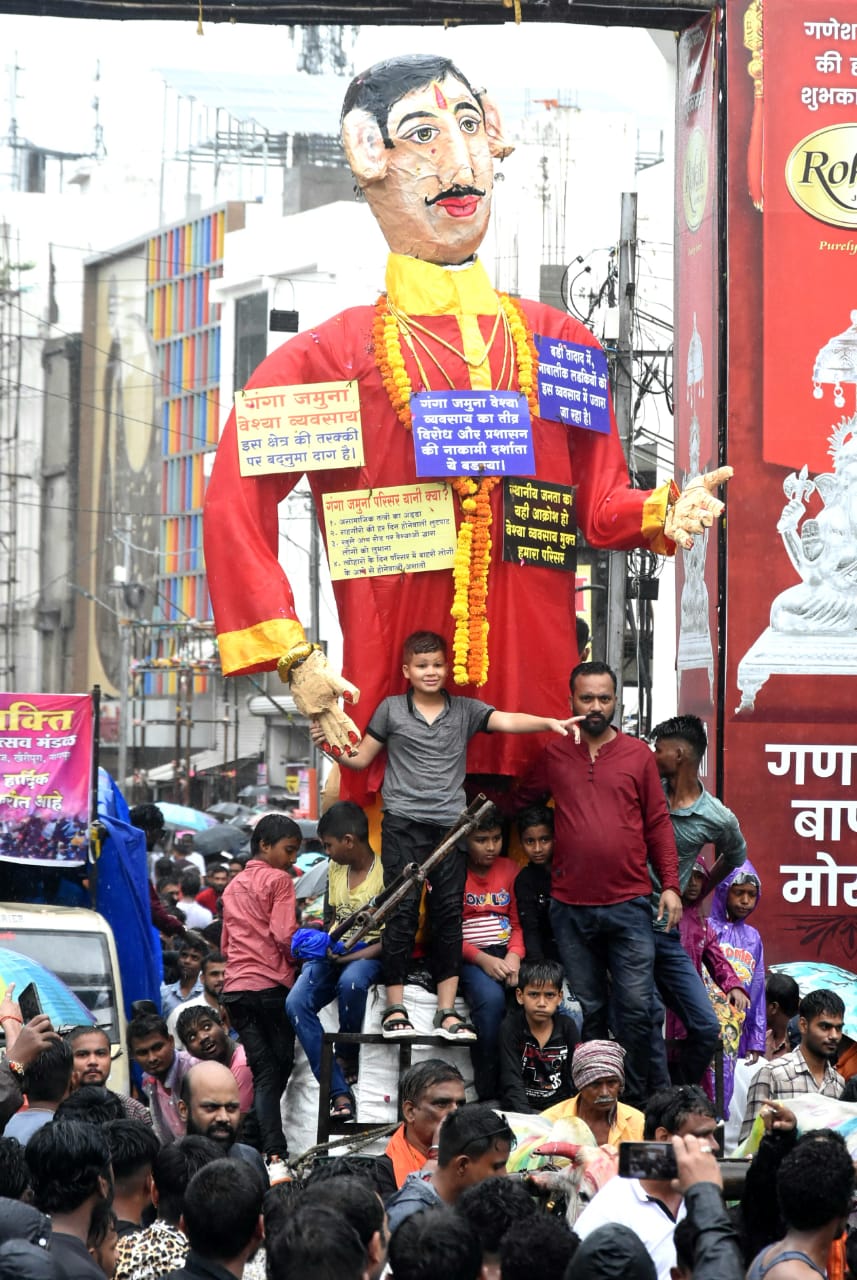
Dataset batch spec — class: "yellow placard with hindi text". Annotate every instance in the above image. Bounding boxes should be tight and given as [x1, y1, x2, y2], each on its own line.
[323, 483, 457, 581]
[234, 382, 364, 477]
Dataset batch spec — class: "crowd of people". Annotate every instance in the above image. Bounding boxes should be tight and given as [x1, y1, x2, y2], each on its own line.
[0, 632, 855, 1280]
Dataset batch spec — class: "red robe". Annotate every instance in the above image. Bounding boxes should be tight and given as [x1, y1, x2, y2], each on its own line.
[204, 257, 673, 807]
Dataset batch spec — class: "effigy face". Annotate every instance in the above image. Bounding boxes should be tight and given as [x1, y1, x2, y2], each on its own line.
[342, 56, 512, 266]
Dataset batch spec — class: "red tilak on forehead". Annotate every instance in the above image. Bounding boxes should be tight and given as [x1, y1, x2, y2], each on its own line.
[433, 82, 448, 109]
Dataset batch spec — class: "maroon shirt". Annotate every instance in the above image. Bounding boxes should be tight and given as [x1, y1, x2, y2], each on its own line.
[517, 731, 679, 907]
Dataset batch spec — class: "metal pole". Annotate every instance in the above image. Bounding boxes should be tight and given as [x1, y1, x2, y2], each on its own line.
[308, 500, 322, 813]
[117, 516, 132, 792]
[606, 192, 637, 721]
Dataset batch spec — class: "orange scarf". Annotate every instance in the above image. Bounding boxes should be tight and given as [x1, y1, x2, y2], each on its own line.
[385, 1124, 428, 1188]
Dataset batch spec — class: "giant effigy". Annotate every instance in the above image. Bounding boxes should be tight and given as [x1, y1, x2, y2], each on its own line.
[203, 54, 730, 807]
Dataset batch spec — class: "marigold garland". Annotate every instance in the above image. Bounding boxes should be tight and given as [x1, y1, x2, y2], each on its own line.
[373, 293, 539, 686]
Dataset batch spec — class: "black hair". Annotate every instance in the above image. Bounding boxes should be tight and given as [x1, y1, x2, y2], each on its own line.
[103, 1119, 160, 1185]
[176, 1004, 224, 1047]
[21, 1038, 73, 1104]
[842, 1075, 857, 1104]
[0, 1137, 30, 1201]
[301, 1154, 387, 1200]
[266, 1203, 367, 1280]
[643, 1085, 715, 1140]
[182, 1159, 264, 1259]
[86, 1201, 117, 1253]
[401, 1059, 464, 1106]
[65, 1024, 109, 1049]
[342, 56, 482, 148]
[402, 629, 447, 660]
[179, 868, 202, 897]
[127, 1012, 171, 1051]
[470, 803, 504, 834]
[129, 803, 165, 834]
[317, 801, 370, 844]
[179, 934, 207, 958]
[303, 1175, 384, 1251]
[516, 959, 564, 993]
[27, 1120, 112, 1216]
[437, 1103, 515, 1167]
[500, 1213, 579, 1280]
[54, 1085, 126, 1126]
[800, 989, 846, 1023]
[152, 1135, 222, 1226]
[568, 660, 617, 694]
[156, 876, 180, 898]
[250, 813, 301, 856]
[575, 615, 590, 655]
[154, 855, 178, 878]
[389, 1207, 482, 1280]
[650, 713, 707, 762]
[766, 972, 800, 1018]
[778, 1130, 854, 1230]
[515, 805, 554, 837]
[455, 1177, 535, 1254]
[202, 950, 226, 971]
[261, 1181, 304, 1247]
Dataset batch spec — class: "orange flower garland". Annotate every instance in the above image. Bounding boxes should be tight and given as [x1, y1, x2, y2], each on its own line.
[373, 292, 539, 686]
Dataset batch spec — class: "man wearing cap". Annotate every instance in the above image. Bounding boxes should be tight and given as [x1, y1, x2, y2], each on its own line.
[542, 1041, 644, 1145]
[649, 715, 750, 1091]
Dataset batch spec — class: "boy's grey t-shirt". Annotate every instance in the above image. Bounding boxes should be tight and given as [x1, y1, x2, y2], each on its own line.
[366, 690, 494, 825]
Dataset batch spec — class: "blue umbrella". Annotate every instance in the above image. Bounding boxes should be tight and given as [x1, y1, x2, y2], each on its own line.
[772, 961, 857, 1038]
[0, 947, 95, 1029]
[158, 803, 218, 832]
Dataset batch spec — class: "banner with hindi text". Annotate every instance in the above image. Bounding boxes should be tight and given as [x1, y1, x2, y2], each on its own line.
[0, 695, 93, 866]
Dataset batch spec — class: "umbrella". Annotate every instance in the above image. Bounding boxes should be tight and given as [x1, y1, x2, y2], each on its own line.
[206, 802, 254, 820]
[191, 825, 247, 857]
[294, 855, 330, 901]
[0, 947, 95, 1029]
[772, 961, 857, 1038]
[158, 803, 218, 833]
[238, 785, 297, 804]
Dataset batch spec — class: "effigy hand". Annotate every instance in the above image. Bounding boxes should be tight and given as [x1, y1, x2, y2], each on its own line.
[278, 645, 362, 758]
[664, 466, 733, 550]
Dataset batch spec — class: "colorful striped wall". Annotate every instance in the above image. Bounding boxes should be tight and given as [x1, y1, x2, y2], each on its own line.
[145, 208, 226, 693]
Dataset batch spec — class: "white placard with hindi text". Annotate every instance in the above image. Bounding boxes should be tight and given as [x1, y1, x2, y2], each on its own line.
[234, 382, 364, 477]
[322, 483, 457, 581]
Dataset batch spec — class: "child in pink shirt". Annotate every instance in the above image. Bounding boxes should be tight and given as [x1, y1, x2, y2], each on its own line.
[458, 804, 525, 1099]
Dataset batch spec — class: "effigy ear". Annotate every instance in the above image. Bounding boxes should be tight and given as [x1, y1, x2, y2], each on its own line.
[341, 108, 390, 186]
[481, 94, 515, 159]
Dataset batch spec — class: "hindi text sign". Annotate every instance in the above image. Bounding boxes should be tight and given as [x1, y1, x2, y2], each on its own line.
[235, 382, 364, 477]
[536, 335, 611, 434]
[0, 694, 94, 867]
[410, 391, 534, 477]
[502, 481, 577, 571]
[323, 482, 457, 581]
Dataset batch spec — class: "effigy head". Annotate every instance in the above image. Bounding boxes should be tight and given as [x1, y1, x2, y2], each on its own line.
[341, 54, 513, 266]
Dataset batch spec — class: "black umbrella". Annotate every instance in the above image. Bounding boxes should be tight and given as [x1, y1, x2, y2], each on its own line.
[206, 802, 246, 819]
[191, 825, 246, 856]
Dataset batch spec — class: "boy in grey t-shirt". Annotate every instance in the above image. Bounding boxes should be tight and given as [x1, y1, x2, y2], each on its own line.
[312, 629, 578, 1042]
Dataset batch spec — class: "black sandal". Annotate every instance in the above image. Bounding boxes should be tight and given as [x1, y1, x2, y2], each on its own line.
[433, 1008, 477, 1042]
[381, 1004, 415, 1039]
[330, 1092, 355, 1121]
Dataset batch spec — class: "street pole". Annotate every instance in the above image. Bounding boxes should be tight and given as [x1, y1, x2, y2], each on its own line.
[308, 499, 323, 815]
[117, 516, 132, 792]
[606, 192, 637, 719]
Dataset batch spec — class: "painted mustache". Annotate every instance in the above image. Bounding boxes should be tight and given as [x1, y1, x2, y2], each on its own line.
[425, 185, 486, 206]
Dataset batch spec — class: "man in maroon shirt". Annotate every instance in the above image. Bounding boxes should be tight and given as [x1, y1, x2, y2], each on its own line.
[220, 812, 301, 1166]
[517, 661, 681, 1106]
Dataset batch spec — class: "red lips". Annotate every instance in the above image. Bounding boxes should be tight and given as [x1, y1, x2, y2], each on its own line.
[436, 196, 479, 217]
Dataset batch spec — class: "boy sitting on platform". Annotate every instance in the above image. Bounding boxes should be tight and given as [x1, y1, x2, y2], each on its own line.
[498, 959, 578, 1113]
[286, 801, 383, 1121]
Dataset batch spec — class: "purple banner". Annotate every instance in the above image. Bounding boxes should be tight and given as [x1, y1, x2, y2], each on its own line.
[410, 390, 534, 477]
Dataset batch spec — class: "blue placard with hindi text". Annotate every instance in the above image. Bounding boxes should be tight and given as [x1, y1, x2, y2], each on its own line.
[410, 390, 535, 478]
[535, 335, 611, 434]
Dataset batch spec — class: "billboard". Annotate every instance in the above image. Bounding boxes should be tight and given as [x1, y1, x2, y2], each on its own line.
[723, 0, 857, 965]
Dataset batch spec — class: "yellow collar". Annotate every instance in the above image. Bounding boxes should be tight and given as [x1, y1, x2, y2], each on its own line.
[385, 253, 500, 317]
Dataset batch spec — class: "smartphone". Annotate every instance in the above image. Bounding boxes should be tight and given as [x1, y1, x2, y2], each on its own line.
[17, 982, 43, 1024]
[618, 1141, 678, 1180]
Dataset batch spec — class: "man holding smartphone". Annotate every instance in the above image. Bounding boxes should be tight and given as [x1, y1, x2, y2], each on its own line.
[573, 1084, 718, 1280]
